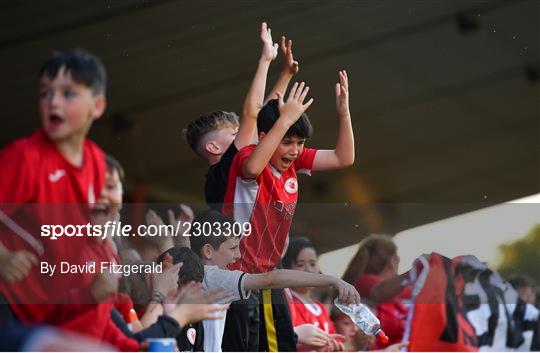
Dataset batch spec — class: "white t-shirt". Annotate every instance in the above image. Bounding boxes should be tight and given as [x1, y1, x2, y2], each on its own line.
[202, 265, 251, 352]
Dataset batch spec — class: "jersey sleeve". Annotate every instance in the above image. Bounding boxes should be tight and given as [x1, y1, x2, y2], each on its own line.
[233, 145, 256, 180]
[203, 267, 251, 303]
[294, 147, 317, 175]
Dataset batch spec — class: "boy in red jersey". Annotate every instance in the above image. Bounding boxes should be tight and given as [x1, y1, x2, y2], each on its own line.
[0, 49, 108, 285]
[0, 49, 144, 350]
[184, 22, 300, 351]
[223, 71, 354, 351]
[223, 71, 354, 274]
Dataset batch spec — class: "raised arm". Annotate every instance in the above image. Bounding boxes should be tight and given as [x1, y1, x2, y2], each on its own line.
[243, 269, 360, 304]
[242, 82, 313, 178]
[264, 35, 299, 104]
[312, 70, 355, 171]
[370, 272, 410, 304]
[236, 22, 278, 149]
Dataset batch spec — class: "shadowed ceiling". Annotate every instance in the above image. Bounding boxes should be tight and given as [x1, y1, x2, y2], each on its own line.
[1, 0, 538, 251]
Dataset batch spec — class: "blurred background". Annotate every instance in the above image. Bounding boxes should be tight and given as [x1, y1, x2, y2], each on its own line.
[1, 0, 538, 275]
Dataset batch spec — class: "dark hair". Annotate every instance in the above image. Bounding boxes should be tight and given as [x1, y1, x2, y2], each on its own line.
[341, 234, 397, 284]
[189, 210, 239, 257]
[508, 274, 536, 290]
[39, 49, 107, 95]
[183, 111, 239, 155]
[157, 246, 204, 286]
[282, 236, 316, 269]
[257, 99, 313, 139]
[105, 154, 125, 182]
[329, 305, 347, 321]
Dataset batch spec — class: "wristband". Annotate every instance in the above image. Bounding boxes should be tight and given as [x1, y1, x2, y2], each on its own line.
[151, 290, 165, 304]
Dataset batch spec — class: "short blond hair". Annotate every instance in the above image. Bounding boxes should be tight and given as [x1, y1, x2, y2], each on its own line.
[183, 111, 239, 156]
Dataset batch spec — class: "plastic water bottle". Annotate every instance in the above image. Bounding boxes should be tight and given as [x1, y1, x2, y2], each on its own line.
[334, 298, 389, 344]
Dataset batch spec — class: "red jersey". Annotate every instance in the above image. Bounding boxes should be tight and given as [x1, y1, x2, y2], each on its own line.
[0, 130, 139, 350]
[0, 129, 104, 205]
[354, 273, 411, 349]
[0, 129, 106, 308]
[289, 291, 335, 334]
[223, 144, 317, 273]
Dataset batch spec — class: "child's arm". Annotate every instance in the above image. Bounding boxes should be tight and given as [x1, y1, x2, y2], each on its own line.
[243, 269, 360, 304]
[312, 70, 355, 171]
[264, 36, 299, 104]
[370, 271, 410, 304]
[242, 82, 313, 178]
[236, 22, 278, 149]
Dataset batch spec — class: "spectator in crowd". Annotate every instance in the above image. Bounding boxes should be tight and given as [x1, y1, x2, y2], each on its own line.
[330, 306, 360, 351]
[508, 274, 537, 305]
[341, 234, 410, 350]
[282, 236, 347, 351]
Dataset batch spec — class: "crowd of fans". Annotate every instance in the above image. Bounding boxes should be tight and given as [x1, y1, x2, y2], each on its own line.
[0, 21, 537, 352]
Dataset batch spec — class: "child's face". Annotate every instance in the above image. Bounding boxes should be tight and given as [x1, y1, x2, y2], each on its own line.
[334, 315, 359, 341]
[269, 136, 306, 172]
[91, 169, 123, 225]
[205, 125, 238, 160]
[216, 126, 238, 150]
[291, 247, 318, 274]
[211, 237, 241, 269]
[516, 286, 536, 305]
[39, 66, 105, 142]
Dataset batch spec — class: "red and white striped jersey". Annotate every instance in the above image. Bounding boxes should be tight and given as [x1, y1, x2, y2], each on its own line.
[223, 144, 317, 273]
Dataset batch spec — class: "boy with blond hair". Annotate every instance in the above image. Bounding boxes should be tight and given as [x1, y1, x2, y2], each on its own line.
[184, 22, 299, 210]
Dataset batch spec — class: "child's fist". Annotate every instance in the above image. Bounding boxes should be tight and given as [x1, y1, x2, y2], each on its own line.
[0, 249, 38, 282]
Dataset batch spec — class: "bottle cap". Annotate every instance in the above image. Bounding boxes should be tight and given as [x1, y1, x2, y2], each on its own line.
[376, 330, 389, 344]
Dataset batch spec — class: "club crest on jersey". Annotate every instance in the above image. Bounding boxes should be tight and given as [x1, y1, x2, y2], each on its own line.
[186, 327, 197, 345]
[48, 169, 66, 183]
[284, 177, 298, 194]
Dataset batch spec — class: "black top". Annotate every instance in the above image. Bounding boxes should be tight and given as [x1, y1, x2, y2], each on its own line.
[176, 322, 204, 352]
[205, 143, 238, 211]
[110, 309, 181, 342]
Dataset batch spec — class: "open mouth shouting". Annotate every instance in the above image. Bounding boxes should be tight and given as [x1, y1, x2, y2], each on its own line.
[48, 113, 65, 129]
[90, 203, 118, 225]
[280, 156, 296, 170]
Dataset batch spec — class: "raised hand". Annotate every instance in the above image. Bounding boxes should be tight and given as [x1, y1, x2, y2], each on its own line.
[0, 249, 38, 282]
[90, 270, 119, 302]
[167, 204, 193, 247]
[167, 204, 194, 225]
[146, 209, 169, 235]
[164, 281, 230, 326]
[335, 70, 350, 118]
[281, 36, 299, 75]
[145, 209, 176, 250]
[260, 22, 278, 61]
[178, 282, 231, 305]
[151, 258, 182, 297]
[277, 82, 314, 125]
